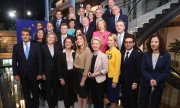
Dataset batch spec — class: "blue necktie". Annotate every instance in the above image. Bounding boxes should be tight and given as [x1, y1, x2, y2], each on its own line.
[25, 44, 29, 60]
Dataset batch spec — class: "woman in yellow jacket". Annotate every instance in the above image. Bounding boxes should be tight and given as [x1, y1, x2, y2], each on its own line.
[106, 34, 121, 108]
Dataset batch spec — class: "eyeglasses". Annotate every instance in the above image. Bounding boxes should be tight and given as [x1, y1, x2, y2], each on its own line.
[124, 41, 133, 44]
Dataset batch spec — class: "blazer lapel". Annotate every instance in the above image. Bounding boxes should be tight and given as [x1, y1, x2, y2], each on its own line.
[20, 43, 26, 61]
[94, 52, 101, 72]
[149, 53, 153, 70]
[154, 54, 162, 70]
[46, 44, 53, 58]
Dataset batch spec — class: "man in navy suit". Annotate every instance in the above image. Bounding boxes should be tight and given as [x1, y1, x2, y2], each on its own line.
[12, 28, 43, 108]
[103, 0, 115, 23]
[52, 10, 65, 34]
[116, 20, 128, 52]
[120, 34, 142, 108]
[57, 23, 73, 51]
[108, 5, 128, 33]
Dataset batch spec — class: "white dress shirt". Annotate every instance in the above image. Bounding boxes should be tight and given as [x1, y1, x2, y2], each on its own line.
[48, 45, 54, 57]
[63, 49, 75, 70]
[124, 48, 133, 61]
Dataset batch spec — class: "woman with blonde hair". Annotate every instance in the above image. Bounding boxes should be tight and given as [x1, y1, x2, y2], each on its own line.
[88, 37, 108, 108]
[106, 34, 121, 108]
[73, 34, 92, 108]
[41, 32, 59, 108]
[93, 19, 111, 53]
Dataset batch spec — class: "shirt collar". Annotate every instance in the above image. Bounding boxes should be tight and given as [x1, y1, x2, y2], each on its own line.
[125, 48, 133, 54]
[118, 32, 125, 37]
[23, 41, 30, 46]
[63, 49, 75, 53]
[62, 34, 67, 38]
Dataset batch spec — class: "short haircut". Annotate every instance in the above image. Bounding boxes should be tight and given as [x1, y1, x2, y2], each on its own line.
[91, 36, 102, 46]
[21, 28, 31, 36]
[61, 23, 68, 28]
[55, 10, 62, 14]
[124, 34, 136, 43]
[116, 20, 125, 26]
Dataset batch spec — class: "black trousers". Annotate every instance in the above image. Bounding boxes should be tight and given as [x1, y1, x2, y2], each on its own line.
[44, 72, 59, 108]
[121, 83, 138, 108]
[20, 77, 39, 108]
[89, 78, 105, 108]
[140, 85, 163, 108]
[62, 70, 76, 108]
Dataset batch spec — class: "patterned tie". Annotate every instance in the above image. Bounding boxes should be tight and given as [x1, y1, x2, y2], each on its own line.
[25, 44, 29, 60]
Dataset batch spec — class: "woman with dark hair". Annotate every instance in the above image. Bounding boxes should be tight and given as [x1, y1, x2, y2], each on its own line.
[41, 32, 59, 108]
[33, 29, 46, 45]
[140, 34, 171, 108]
[74, 29, 83, 41]
[73, 34, 92, 108]
[67, 19, 76, 37]
[33, 22, 45, 38]
[57, 37, 76, 108]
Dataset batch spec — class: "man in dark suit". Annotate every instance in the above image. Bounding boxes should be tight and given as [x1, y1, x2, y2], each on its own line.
[108, 5, 128, 33]
[12, 28, 43, 108]
[52, 10, 65, 34]
[90, 8, 104, 30]
[120, 34, 142, 108]
[116, 20, 127, 52]
[103, 0, 115, 23]
[76, 7, 85, 28]
[57, 23, 73, 51]
[81, 17, 95, 46]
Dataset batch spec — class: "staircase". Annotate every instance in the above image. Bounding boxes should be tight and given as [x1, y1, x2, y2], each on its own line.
[129, 0, 180, 46]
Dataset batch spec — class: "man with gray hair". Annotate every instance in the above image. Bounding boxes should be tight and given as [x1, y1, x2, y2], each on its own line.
[108, 5, 128, 33]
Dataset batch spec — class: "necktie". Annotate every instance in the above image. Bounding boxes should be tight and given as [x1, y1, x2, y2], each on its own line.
[25, 44, 29, 60]
[56, 20, 59, 31]
[62, 36, 65, 47]
[124, 52, 129, 63]
[115, 16, 118, 24]
[84, 27, 87, 36]
[118, 35, 122, 50]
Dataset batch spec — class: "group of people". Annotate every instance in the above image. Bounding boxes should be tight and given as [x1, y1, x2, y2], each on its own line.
[12, 0, 171, 108]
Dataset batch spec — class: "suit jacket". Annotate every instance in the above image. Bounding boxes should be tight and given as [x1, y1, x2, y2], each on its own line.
[52, 19, 65, 34]
[81, 26, 95, 46]
[120, 49, 142, 86]
[90, 51, 108, 83]
[57, 50, 75, 80]
[108, 14, 128, 33]
[117, 32, 128, 52]
[76, 15, 84, 28]
[141, 52, 171, 89]
[41, 44, 59, 77]
[103, 8, 114, 25]
[56, 34, 74, 51]
[12, 42, 43, 80]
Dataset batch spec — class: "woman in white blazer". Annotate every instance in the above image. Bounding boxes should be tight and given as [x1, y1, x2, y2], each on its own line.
[88, 37, 108, 108]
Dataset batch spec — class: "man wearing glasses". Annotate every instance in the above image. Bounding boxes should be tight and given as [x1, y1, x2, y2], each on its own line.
[120, 34, 142, 108]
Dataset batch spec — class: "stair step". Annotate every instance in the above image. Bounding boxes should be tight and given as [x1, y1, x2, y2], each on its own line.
[149, 18, 155, 23]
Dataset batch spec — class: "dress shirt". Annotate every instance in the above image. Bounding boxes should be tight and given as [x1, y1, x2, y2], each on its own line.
[23, 41, 30, 55]
[61, 34, 67, 46]
[63, 49, 75, 70]
[124, 48, 133, 61]
[117, 32, 125, 50]
[48, 45, 54, 57]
